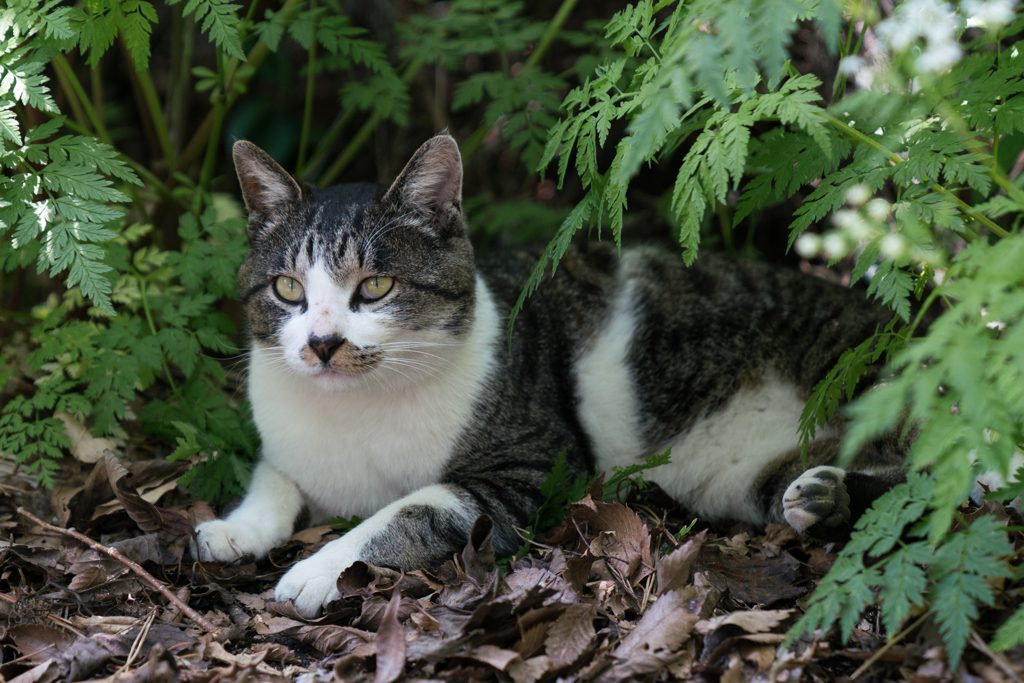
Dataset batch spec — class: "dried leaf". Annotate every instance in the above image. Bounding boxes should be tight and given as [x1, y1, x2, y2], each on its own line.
[55, 412, 116, 464]
[7, 660, 56, 683]
[595, 590, 698, 682]
[374, 591, 406, 683]
[69, 534, 165, 574]
[466, 644, 520, 671]
[545, 603, 596, 667]
[699, 546, 805, 604]
[68, 566, 107, 591]
[7, 625, 77, 663]
[104, 453, 194, 537]
[507, 655, 553, 683]
[657, 529, 707, 596]
[566, 498, 653, 586]
[705, 609, 793, 633]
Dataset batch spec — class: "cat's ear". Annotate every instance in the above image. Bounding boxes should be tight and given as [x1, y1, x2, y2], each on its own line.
[233, 141, 307, 227]
[385, 134, 463, 235]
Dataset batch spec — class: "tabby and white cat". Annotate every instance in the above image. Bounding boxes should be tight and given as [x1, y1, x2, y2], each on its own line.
[194, 134, 907, 618]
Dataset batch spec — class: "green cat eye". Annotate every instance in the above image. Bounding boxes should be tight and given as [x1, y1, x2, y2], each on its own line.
[361, 276, 394, 300]
[274, 276, 304, 303]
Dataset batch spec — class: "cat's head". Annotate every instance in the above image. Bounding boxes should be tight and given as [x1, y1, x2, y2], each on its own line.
[234, 134, 476, 391]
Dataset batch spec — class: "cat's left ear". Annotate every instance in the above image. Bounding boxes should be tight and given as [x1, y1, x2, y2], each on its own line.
[385, 134, 463, 236]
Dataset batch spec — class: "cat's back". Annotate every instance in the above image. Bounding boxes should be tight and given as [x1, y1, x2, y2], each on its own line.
[474, 243, 893, 519]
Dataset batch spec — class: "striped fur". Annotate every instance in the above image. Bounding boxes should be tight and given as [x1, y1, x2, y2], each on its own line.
[194, 135, 908, 618]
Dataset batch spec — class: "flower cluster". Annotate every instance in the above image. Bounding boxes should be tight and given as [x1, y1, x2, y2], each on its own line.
[876, 0, 963, 72]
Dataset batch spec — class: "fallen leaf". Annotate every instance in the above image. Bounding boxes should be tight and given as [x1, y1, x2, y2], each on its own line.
[103, 454, 194, 537]
[657, 529, 707, 596]
[466, 644, 520, 671]
[699, 545, 806, 604]
[54, 412, 116, 464]
[7, 625, 77, 663]
[595, 589, 698, 682]
[705, 609, 793, 633]
[545, 603, 596, 667]
[374, 590, 406, 683]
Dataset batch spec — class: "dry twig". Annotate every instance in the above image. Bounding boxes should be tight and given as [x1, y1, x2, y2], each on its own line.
[16, 506, 218, 633]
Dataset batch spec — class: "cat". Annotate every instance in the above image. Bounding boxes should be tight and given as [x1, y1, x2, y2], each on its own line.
[193, 133, 908, 618]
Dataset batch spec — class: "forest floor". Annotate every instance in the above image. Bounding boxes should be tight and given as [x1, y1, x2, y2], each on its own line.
[1, 447, 1023, 683]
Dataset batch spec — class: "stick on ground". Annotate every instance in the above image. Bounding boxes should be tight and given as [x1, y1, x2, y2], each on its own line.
[16, 506, 218, 634]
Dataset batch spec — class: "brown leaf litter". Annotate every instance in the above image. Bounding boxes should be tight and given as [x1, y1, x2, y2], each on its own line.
[0, 452, 1023, 682]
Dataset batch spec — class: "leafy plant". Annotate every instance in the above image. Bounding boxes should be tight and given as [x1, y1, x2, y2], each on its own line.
[512, 450, 671, 560]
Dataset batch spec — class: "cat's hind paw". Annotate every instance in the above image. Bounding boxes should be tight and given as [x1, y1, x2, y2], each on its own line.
[275, 556, 346, 619]
[783, 466, 851, 534]
[193, 520, 273, 563]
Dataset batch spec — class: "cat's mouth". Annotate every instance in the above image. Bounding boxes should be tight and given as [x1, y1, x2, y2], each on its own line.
[299, 343, 383, 376]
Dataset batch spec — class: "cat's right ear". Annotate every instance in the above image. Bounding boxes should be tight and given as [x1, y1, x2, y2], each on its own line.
[233, 141, 306, 236]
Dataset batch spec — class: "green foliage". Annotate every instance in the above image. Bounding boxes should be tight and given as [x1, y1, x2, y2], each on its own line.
[788, 474, 1013, 668]
[512, 450, 671, 560]
[327, 514, 365, 533]
[798, 317, 908, 456]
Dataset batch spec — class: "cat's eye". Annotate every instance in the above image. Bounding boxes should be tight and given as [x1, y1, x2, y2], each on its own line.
[360, 276, 394, 300]
[274, 276, 304, 303]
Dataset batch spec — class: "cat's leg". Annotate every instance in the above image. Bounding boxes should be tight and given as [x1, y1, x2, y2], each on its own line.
[275, 483, 485, 618]
[194, 461, 304, 562]
[753, 438, 906, 542]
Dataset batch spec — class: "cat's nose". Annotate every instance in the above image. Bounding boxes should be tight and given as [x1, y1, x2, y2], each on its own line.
[308, 334, 344, 363]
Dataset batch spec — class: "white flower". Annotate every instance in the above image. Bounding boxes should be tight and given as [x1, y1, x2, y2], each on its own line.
[880, 234, 907, 260]
[865, 199, 891, 222]
[845, 184, 872, 207]
[832, 209, 860, 228]
[823, 234, 848, 259]
[916, 40, 963, 72]
[795, 233, 821, 258]
[962, 0, 1018, 27]
[876, 0, 964, 72]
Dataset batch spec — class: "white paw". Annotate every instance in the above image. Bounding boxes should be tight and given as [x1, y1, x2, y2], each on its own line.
[193, 519, 275, 562]
[275, 555, 346, 619]
[783, 466, 850, 534]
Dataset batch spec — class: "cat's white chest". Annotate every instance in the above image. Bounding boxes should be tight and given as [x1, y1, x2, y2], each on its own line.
[247, 277, 499, 519]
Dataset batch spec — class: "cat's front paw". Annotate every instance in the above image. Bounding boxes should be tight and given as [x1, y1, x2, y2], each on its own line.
[193, 520, 273, 562]
[783, 466, 851, 534]
[275, 556, 346, 619]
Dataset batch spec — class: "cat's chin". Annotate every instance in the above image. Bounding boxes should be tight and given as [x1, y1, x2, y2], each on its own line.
[304, 367, 370, 392]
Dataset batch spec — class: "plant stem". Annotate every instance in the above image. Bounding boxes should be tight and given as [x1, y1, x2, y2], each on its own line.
[821, 112, 1009, 238]
[138, 278, 177, 392]
[198, 49, 227, 205]
[317, 58, 423, 187]
[300, 107, 360, 181]
[850, 610, 930, 679]
[906, 285, 941, 340]
[296, 0, 318, 173]
[525, 0, 579, 71]
[50, 55, 93, 134]
[52, 54, 111, 145]
[177, 0, 307, 173]
[459, 0, 579, 164]
[134, 66, 178, 170]
[90, 60, 104, 129]
[168, 8, 195, 155]
[716, 201, 735, 252]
